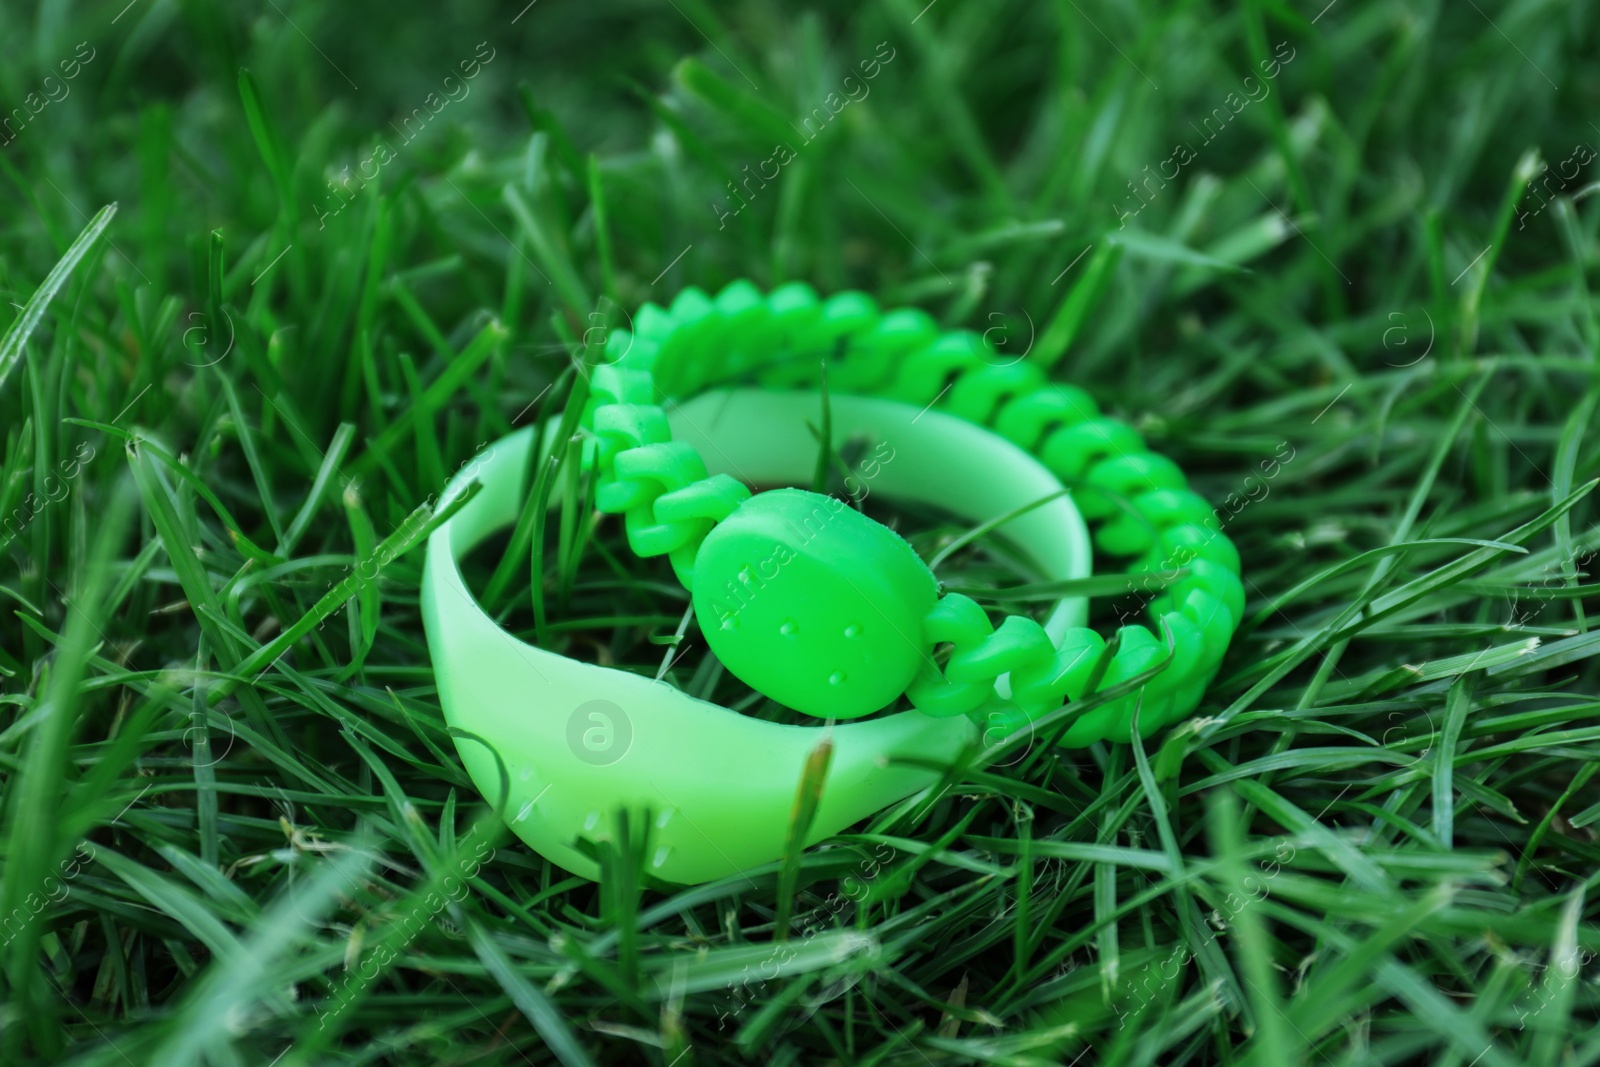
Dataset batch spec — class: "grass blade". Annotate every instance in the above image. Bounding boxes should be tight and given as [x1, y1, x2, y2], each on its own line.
[0, 203, 116, 395]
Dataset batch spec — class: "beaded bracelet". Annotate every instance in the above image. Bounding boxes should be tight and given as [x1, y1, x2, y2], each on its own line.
[581, 280, 1242, 745]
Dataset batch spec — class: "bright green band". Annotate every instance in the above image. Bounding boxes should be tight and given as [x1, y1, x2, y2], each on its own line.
[422, 281, 1243, 883]
[423, 390, 1092, 883]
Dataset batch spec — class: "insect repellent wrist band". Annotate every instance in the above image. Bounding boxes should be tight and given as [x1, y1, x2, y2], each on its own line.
[422, 281, 1243, 884]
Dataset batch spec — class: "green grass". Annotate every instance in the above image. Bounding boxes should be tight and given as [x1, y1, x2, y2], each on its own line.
[3, 0, 1600, 1063]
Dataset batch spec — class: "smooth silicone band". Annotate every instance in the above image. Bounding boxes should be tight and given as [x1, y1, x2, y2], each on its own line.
[422, 390, 1091, 884]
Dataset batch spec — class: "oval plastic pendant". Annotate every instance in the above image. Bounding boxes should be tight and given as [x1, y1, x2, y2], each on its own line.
[693, 488, 939, 718]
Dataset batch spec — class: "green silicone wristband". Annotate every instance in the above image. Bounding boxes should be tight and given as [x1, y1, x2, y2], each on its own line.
[422, 281, 1243, 884]
[423, 389, 1092, 883]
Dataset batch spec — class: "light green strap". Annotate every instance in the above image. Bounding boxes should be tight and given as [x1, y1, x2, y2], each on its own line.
[422, 390, 1090, 884]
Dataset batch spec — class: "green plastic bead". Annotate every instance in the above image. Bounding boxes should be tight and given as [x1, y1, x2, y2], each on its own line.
[817, 290, 879, 335]
[1141, 488, 1218, 527]
[587, 365, 655, 413]
[593, 404, 671, 477]
[1094, 512, 1162, 558]
[1040, 418, 1144, 482]
[625, 505, 708, 559]
[765, 291, 877, 387]
[766, 281, 821, 330]
[1009, 626, 1108, 713]
[1091, 625, 1171, 743]
[1093, 452, 1186, 492]
[691, 314, 745, 386]
[1154, 610, 1205, 686]
[621, 336, 660, 373]
[885, 332, 985, 407]
[710, 279, 768, 380]
[632, 301, 673, 339]
[832, 308, 939, 393]
[655, 288, 717, 393]
[1161, 523, 1242, 573]
[904, 594, 996, 718]
[1075, 454, 1180, 524]
[598, 441, 704, 514]
[671, 285, 715, 319]
[1152, 556, 1248, 630]
[992, 385, 1100, 451]
[604, 327, 634, 363]
[714, 278, 765, 320]
[921, 592, 993, 645]
[946, 614, 1053, 683]
[947, 361, 1047, 426]
[906, 663, 993, 718]
[1138, 613, 1205, 728]
[653, 474, 751, 525]
[978, 704, 1035, 742]
[1096, 488, 1216, 556]
[1168, 558, 1245, 628]
[1172, 587, 1235, 664]
[693, 488, 940, 719]
[820, 291, 879, 332]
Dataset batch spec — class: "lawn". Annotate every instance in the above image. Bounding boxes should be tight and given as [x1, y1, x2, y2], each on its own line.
[3, 0, 1600, 1063]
